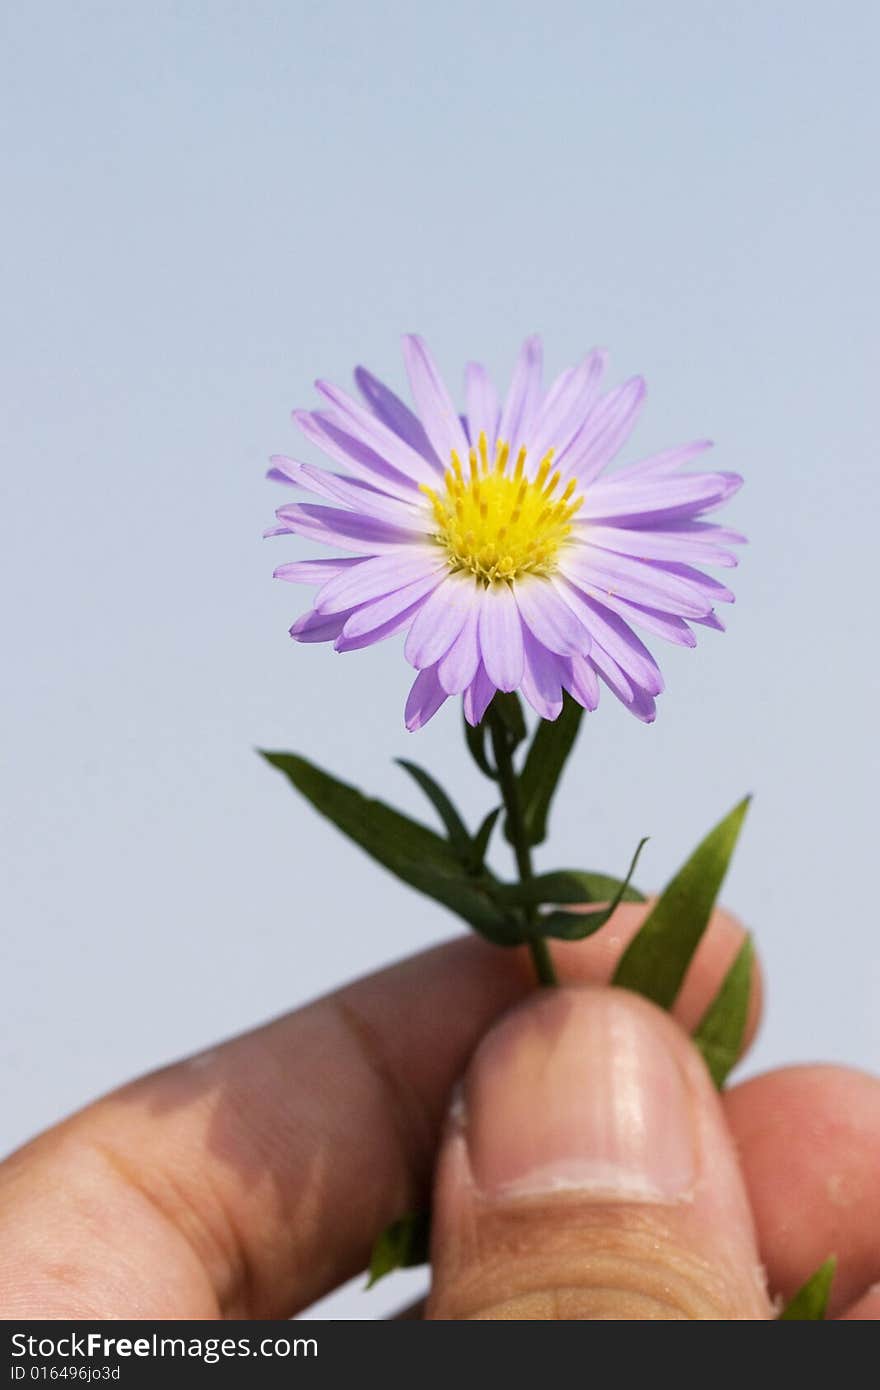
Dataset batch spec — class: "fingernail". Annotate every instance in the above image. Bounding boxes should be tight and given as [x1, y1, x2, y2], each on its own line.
[464, 989, 696, 1201]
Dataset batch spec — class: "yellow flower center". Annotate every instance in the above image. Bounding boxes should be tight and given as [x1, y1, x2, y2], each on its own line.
[420, 432, 584, 584]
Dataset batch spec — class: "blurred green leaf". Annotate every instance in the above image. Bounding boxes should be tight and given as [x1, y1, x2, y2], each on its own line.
[613, 798, 750, 1008]
[491, 868, 646, 909]
[534, 839, 648, 940]
[400, 861, 517, 944]
[693, 936, 754, 1088]
[396, 759, 472, 860]
[778, 1257, 836, 1320]
[463, 715, 497, 781]
[570, 870, 647, 905]
[261, 751, 515, 943]
[366, 1211, 430, 1289]
[470, 806, 502, 873]
[510, 692, 584, 847]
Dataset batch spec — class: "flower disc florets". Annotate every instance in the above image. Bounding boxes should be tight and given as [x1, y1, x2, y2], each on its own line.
[421, 433, 583, 585]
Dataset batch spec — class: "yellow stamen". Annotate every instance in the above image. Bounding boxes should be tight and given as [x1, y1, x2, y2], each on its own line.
[476, 429, 486, 462]
[420, 438, 584, 584]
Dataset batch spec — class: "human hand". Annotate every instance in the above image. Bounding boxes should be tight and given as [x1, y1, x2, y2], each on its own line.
[1, 908, 877, 1320]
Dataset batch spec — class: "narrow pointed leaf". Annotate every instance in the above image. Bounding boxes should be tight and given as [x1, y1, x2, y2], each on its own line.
[261, 751, 514, 941]
[570, 870, 647, 905]
[534, 839, 648, 940]
[693, 936, 754, 1088]
[470, 806, 502, 872]
[261, 751, 458, 869]
[613, 798, 750, 1007]
[490, 868, 645, 909]
[778, 1257, 836, 1320]
[400, 861, 517, 943]
[464, 715, 497, 780]
[511, 692, 584, 847]
[396, 759, 472, 860]
[366, 1211, 430, 1289]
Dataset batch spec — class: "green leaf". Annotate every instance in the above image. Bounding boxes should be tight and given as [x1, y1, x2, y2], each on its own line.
[261, 751, 515, 943]
[535, 839, 649, 940]
[469, 806, 502, 873]
[511, 692, 584, 847]
[571, 870, 647, 905]
[398, 861, 517, 944]
[490, 868, 646, 909]
[612, 797, 751, 1008]
[693, 936, 754, 1088]
[366, 1211, 430, 1289]
[396, 759, 472, 860]
[262, 751, 458, 870]
[778, 1257, 836, 1320]
[463, 714, 497, 781]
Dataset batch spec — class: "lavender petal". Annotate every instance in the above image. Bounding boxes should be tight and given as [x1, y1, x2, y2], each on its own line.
[289, 608, 351, 644]
[582, 471, 742, 521]
[464, 361, 500, 447]
[401, 334, 469, 467]
[335, 593, 431, 652]
[271, 455, 431, 529]
[436, 606, 481, 694]
[514, 575, 592, 657]
[563, 376, 647, 484]
[293, 409, 421, 499]
[314, 548, 445, 615]
[477, 582, 525, 691]
[462, 662, 496, 726]
[404, 570, 479, 670]
[584, 523, 738, 569]
[565, 653, 600, 711]
[498, 334, 543, 453]
[315, 378, 444, 487]
[573, 585, 698, 648]
[273, 556, 362, 585]
[405, 666, 449, 732]
[554, 581, 664, 695]
[353, 366, 440, 464]
[587, 642, 634, 704]
[339, 570, 445, 640]
[527, 350, 606, 462]
[520, 628, 566, 720]
[611, 440, 714, 482]
[275, 503, 429, 554]
[651, 560, 736, 605]
[560, 547, 713, 619]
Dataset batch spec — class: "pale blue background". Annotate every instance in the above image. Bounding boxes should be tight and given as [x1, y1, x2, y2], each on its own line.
[2, 2, 878, 1319]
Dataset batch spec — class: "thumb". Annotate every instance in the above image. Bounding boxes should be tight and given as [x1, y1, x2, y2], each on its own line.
[427, 986, 771, 1320]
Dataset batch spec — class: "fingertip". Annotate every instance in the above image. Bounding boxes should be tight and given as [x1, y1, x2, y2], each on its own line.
[428, 985, 771, 1320]
[724, 1064, 880, 1314]
[545, 902, 763, 1057]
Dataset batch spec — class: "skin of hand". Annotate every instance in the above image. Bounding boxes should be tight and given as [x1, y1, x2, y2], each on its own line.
[0, 905, 878, 1321]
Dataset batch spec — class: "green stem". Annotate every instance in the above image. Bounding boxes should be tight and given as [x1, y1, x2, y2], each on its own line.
[488, 710, 558, 987]
[523, 933, 556, 987]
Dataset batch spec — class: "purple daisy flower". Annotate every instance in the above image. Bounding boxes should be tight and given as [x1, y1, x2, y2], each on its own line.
[268, 335, 744, 730]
